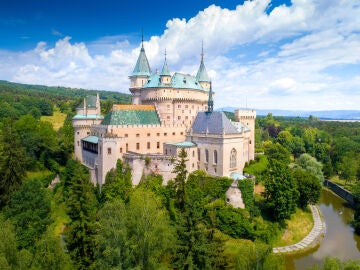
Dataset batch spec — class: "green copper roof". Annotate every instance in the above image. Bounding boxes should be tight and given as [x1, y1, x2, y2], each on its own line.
[132, 45, 151, 77]
[160, 57, 171, 76]
[82, 135, 99, 144]
[196, 55, 210, 82]
[142, 72, 208, 91]
[165, 141, 196, 147]
[102, 109, 160, 125]
[230, 172, 247, 180]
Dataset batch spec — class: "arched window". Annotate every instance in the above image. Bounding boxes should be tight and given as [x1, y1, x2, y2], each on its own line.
[214, 150, 218, 164]
[230, 148, 237, 168]
[205, 149, 209, 163]
[197, 149, 200, 161]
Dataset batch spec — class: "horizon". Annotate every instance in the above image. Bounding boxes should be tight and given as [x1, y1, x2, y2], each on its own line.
[0, 0, 359, 111]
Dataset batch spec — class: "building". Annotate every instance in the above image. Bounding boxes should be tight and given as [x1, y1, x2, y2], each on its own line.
[72, 41, 256, 186]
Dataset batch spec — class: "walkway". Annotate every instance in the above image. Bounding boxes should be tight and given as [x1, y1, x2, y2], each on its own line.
[273, 205, 326, 254]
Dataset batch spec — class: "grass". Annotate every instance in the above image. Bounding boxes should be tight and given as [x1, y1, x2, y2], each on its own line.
[272, 207, 313, 247]
[244, 154, 268, 176]
[49, 186, 70, 237]
[26, 169, 53, 181]
[330, 175, 356, 193]
[41, 107, 67, 131]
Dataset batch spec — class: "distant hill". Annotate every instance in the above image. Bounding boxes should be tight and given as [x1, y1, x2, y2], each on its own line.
[0, 80, 131, 103]
[218, 107, 360, 120]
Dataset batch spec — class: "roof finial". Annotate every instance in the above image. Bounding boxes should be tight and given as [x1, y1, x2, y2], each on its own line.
[201, 40, 204, 61]
[141, 28, 144, 48]
[208, 80, 213, 113]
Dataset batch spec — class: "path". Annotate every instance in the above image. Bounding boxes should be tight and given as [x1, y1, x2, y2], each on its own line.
[273, 205, 326, 254]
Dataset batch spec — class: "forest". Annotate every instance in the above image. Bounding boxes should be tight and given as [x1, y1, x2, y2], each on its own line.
[0, 81, 360, 269]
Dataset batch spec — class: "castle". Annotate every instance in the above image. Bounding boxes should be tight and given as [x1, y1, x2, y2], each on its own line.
[72, 41, 256, 186]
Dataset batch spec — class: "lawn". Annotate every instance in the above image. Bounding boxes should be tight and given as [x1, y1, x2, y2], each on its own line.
[330, 175, 356, 193]
[41, 107, 67, 131]
[272, 207, 313, 247]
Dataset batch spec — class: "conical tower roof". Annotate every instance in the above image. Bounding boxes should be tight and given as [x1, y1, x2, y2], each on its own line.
[132, 41, 151, 77]
[196, 45, 210, 82]
[160, 51, 170, 76]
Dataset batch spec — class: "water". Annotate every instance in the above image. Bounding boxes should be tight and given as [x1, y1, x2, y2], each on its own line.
[285, 189, 360, 269]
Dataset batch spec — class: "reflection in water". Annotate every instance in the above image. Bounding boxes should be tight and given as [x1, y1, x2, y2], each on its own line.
[285, 189, 360, 270]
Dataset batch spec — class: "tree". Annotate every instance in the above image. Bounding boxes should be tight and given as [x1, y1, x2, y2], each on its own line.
[339, 152, 359, 184]
[101, 159, 132, 202]
[276, 130, 293, 152]
[290, 136, 305, 158]
[0, 118, 27, 207]
[127, 188, 175, 269]
[295, 153, 324, 182]
[32, 232, 73, 270]
[64, 160, 98, 269]
[293, 169, 321, 209]
[5, 178, 52, 250]
[263, 141, 291, 165]
[263, 160, 299, 221]
[172, 147, 188, 212]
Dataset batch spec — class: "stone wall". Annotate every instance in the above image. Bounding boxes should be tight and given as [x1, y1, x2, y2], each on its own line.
[324, 179, 355, 207]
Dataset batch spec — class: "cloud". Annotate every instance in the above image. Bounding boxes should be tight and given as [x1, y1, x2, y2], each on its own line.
[0, 0, 359, 110]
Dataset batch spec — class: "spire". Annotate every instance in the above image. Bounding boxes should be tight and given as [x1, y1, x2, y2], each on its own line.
[160, 49, 170, 76]
[196, 42, 210, 82]
[208, 81, 213, 113]
[132, 31, 151, 77]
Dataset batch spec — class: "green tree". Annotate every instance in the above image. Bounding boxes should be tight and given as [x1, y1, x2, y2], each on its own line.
[276, 130, 293, 152]
[127, 188, 175, 269]
[263, 141, 291, 165]
[64, 160, 98, 269]
[263, 160, 299, 221]
[32, 232, 73, 270]
[293, 169, 321, 209]
[172, 147, 188, 211]
[93, 200, 131, 269]
[101, 159, 132, 202]
[0, 215, 19, 269]
[0, 118, 27, 207]
[5, 178, 52, 250]
[339, 152, 359, 184]
[290, 136, 305, 158]
[295, 153, 324, 182]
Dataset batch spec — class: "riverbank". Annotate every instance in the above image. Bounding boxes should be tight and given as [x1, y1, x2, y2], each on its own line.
[273, 205, 326, 254]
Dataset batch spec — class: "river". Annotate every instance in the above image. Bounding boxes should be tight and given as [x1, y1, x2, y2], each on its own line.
[285, 188, 360, 269]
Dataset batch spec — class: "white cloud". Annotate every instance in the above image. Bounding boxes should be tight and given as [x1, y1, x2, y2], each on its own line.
[0, 0, 359, 110]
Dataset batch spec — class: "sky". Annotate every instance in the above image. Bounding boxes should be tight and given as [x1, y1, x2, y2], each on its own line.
[0, 0, 359, 111]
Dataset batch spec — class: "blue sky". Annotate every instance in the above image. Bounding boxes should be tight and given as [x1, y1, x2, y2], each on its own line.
[0, 0, 359, 110]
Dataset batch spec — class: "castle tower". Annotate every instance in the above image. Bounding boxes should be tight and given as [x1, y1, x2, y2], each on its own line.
[196, 44, 210, 90]
[72, 94, 103, 162]
[234, 109, 256, 160]
[129, 34, 152, 104]
[160, 50, 171, 84]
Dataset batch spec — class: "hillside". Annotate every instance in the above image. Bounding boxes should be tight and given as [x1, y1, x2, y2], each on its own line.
[0, 80, 131, 103]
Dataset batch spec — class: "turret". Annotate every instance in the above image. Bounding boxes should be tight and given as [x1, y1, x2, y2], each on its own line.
[129, 33, 152, 104]
[160, 49, 171, 84]
[196, 43, 210, 90]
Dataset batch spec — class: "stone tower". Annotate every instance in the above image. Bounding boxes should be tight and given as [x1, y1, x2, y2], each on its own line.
[72, 94, 103, 162]
[129, 36, 152, 105]
[234, 109, 256, 160]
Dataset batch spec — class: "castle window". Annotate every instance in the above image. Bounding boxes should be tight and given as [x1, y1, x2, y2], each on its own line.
[230, 148, 237, 168]
[214, 150, 218, 164]
[147, 142, 150, 149]
[178, 105, 181, 109]
[192, 163, 194, 168]
[147, 133, 150, 137]
[157, 142, 160, 149]
[136, 133, 140, 137]
[77, 132, 79, 135]
[167, 104, 170, 108]
[125, 134, 128, 137]
[178, 116, 181, 120]
[165, 149, 168, 155]
[180, 132, 184, 135]
[120, 147, 123, 153]
[164, 133, 167, 136]
[87, 132, 90, 135]
[192, 150, 195, 157]
[167, 116, 170, 120]
[126, 143, 128, 152]
[172, 132, 175, 135]
[214, 168, 217, 173]
[77, 141, 79, 146]
[250, 140, 252, 144]
[205, 149, 209, 163]
[136, 143, 140, 150]
[185, 105, 188, 109]
[198, 149, 200, 161]
[157, 133, 160, 136]
[107, 148, 111, 155]
[185, 116, 188, 120]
